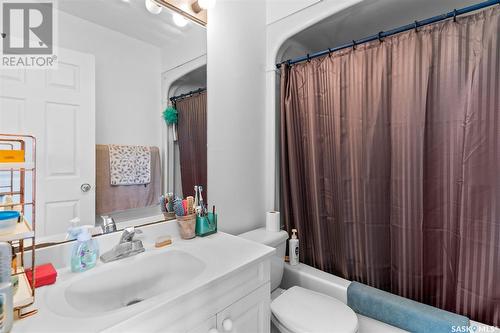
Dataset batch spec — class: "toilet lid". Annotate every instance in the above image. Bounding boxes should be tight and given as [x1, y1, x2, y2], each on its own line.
[271, 286, 358, 333]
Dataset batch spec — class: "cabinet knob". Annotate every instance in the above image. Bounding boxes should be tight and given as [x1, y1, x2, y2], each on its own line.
[208, 329, 219, 333]
[222, 318, 233, 332]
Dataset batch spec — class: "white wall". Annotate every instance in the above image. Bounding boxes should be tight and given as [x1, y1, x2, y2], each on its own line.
[58, 10, 162, 147]
[160, 33, 207, 73]
[266, 0, 321, 24]
[207, 0, 267, 235]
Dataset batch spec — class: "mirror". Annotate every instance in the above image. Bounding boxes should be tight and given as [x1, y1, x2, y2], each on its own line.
[167, 66, 207, 200]
[0, 0, 207, 244]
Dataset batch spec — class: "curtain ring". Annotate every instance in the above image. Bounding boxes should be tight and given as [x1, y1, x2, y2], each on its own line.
[328, 48, 332, 57]
[306, 54, 311, 62]
[414, 21, 419, 32]
[453, 9, 458, 22]
[286, 59, 291, 67]
[378, 31, 384, 43]
[352, 40, 356, 51]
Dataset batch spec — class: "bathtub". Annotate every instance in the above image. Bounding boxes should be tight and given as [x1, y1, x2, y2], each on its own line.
[279, 262, 499, 333]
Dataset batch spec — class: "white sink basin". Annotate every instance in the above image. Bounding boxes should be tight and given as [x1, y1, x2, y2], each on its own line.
[46, 250, 205, 317]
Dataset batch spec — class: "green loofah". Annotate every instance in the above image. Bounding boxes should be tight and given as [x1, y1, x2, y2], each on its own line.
[163, 106, 178, 125]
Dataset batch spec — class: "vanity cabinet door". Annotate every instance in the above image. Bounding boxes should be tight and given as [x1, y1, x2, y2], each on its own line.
[187, 315, 217, 333]
[216, 283, 270, 333]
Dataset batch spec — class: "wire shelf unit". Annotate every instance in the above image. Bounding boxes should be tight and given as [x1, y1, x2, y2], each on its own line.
[0, 134, 38, 319]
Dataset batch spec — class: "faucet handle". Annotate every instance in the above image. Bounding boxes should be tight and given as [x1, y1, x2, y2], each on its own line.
[119, 227, 142, 243]
[100, 215, 117, 234]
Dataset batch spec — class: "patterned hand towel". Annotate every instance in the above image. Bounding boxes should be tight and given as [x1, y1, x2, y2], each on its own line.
[108, 145, 151, 185]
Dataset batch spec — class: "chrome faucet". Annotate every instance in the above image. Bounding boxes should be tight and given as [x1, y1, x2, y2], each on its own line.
[119, 226, 142, 243]
[97, 215, 117, 234]
[100, 227, 145, 263]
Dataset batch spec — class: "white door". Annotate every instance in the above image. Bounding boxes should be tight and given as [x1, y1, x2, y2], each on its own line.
[217, 284, 270, 333]
[0, 48, 95, 238]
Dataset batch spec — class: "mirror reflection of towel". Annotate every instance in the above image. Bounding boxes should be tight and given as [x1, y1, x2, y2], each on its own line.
[96, 145, 160, 215]
[108, 145, 151, 186]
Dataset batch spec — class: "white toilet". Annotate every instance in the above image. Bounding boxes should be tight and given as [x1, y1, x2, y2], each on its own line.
[239, 228, 359, 333]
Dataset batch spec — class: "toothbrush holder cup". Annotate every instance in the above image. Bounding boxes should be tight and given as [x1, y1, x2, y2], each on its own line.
[196, 213, 217, 237]
[176, 214, 197, 239]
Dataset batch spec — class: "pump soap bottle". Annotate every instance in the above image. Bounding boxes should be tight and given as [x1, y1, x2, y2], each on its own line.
[66, 217, 80, 241]
[289, 229, 299, 266]
[71, 227, 99, 273]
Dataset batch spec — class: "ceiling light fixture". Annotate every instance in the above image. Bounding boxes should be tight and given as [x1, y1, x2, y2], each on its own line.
[145, 0, 162, 14]
[172, 12, 188, 27]
[197, 0, 216, 10]
[149, 0, 207, 26]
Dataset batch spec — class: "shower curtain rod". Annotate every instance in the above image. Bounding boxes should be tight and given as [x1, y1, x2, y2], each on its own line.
[276, 0, 499, 68]
[170, 87, 207, 103]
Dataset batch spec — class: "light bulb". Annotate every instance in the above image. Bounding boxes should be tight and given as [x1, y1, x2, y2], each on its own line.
[145, 0, 162, 14]
[198, 0, 216, 10]
[173, 12, 188, 27]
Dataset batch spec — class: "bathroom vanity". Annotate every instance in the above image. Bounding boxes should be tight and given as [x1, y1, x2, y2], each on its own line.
[12, 220, 274, 333]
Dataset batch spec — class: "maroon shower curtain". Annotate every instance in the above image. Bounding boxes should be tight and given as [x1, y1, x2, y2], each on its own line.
[176, 91, 207, 199]
[280, 7, 499, 326]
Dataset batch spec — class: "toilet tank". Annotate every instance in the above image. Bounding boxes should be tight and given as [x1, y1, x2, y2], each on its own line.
[238, 228, 289, 292]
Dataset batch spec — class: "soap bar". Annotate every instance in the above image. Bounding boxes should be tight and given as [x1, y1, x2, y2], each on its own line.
[155, 235, 172, 248]
[25, 263, 57, 288]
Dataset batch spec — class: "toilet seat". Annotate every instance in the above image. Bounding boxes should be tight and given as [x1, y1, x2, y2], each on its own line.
[271, 313, 295, 333]
[271, 286, 359, 333]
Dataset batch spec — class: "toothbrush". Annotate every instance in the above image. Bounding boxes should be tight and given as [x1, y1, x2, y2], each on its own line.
[166, 193, 174, 212]
[193, 186, 199, 209]
[159, 195, 166, 213]
[187, 196, 194, 215]
[173, 198, 185, 216]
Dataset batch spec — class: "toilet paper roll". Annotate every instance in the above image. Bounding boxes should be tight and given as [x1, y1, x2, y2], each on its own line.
[266, 211, 280, 232]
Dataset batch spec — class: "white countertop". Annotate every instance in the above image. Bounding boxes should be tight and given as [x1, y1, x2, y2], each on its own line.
[13, 221, 274, 333]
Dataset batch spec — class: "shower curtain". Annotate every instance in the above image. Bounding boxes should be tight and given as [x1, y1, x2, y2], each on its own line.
[175, 91, 207, 200]
[280, 7, 499, 326]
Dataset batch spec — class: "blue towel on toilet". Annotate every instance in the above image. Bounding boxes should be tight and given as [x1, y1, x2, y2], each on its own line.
[347, 282, 470, 333]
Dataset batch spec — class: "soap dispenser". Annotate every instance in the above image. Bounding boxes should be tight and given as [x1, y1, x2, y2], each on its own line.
[66, 217, 81, 241]
[289, 229, 299, 266]
[71, 227, 99, 273]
